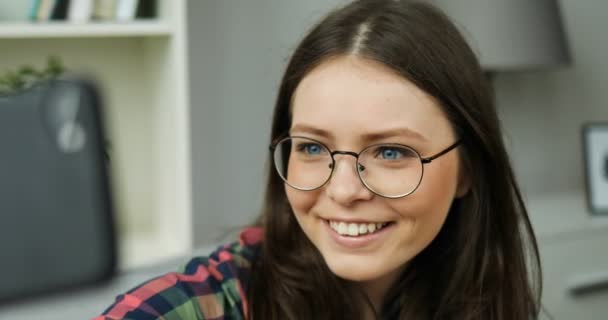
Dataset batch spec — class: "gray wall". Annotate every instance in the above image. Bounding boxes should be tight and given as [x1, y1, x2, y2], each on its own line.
[495, 0, 608, 197]
[187, 0, 349, 245]
[187, 0, 607, 240]
[187, 1, 608, 317]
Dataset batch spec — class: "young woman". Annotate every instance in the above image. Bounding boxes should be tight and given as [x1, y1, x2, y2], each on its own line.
[97, 1, 541, 319]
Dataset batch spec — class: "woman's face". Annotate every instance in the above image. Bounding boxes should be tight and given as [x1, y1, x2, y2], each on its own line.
[286, 56, 468, 293]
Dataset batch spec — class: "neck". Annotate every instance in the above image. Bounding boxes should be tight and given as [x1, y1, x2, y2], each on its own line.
[357, 267, 404, 319]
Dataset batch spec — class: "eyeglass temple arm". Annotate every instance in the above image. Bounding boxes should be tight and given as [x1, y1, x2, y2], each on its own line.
[420, 140, 461, 164]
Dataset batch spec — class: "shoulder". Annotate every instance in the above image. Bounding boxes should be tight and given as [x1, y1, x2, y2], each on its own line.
[96, 227, 263, 320]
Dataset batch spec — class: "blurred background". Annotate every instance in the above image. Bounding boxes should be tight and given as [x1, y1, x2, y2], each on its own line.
[0, 0, 606, 319]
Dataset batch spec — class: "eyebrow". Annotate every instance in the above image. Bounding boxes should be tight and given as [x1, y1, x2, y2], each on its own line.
[289, 124, 428, 142]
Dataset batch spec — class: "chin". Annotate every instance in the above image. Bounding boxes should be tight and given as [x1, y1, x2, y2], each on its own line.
[323, 255, 387, 282]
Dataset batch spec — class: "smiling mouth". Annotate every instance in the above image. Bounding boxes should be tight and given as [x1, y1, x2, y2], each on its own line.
[326, 219, 394, 237]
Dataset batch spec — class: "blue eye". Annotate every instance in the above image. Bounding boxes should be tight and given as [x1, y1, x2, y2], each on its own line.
[305, 144, 322, 154]
[371, 146, 416, 160]
[380, 147, 403, 160]
[297, 143, 324, 155]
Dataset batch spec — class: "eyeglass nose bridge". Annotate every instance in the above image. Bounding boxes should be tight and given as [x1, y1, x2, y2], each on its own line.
[328, 150, 366, 172]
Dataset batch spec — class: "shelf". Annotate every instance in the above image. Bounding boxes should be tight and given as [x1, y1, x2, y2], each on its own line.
[120, 231, 222, 271]
[0, 0, 192, 272]
[120, 232, 185, 271]
[0, 21, 172, 39]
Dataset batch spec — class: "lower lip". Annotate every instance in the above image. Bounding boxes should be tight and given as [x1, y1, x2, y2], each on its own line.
[324, 220, 394, 249]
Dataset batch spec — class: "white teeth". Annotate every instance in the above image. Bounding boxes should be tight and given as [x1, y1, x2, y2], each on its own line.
[367, 223, 376, 233]
[358, 224, 368, 235]
[338, 222, 347, 235]
[328, 220, 389, 237]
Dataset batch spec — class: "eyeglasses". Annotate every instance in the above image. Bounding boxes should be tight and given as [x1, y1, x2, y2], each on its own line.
[270, 136, 461, 198]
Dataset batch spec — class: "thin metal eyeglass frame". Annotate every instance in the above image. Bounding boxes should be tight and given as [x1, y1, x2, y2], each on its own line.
[269, 135, 461, 199]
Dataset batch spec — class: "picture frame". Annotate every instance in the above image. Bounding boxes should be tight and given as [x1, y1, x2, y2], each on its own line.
[583, 123, 608, 215]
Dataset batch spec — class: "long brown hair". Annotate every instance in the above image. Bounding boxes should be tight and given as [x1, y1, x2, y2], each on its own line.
[247, 1, 541, 319]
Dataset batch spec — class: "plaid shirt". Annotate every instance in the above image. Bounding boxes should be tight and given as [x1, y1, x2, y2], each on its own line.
[95, 227, 263, 320]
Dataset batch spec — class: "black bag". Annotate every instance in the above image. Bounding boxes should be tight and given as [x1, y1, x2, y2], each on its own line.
[0, 78, 116, 304]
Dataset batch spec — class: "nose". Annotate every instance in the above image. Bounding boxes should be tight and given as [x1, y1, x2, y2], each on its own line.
[325, 155, 373, 205]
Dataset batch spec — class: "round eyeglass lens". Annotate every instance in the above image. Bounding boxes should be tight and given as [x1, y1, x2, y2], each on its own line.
[273, 137, 333, 190]
[357, 144, 424, 197]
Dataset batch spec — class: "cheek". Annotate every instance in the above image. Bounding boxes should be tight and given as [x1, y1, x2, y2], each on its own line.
[420, 154, 459, 201]
[391, 155, 459, 220]
[285, 185, 318, 215]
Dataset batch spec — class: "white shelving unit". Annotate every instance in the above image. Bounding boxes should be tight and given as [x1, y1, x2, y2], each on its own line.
[0, 21, 173, 38]
[0, 1, 192, 270]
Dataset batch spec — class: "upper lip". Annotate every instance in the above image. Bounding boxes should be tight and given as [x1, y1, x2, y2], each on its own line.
[323, 217, 392, 224]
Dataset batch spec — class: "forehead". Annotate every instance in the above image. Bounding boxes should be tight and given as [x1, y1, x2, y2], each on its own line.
[291, 56, 453, 142]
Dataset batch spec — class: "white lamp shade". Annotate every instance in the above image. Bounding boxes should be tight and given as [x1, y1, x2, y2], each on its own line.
[428, 0, 571, 71]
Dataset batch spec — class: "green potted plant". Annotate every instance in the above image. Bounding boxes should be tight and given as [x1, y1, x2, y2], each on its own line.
[0, 56, 66, 95]
[0, 56, 111, 162]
